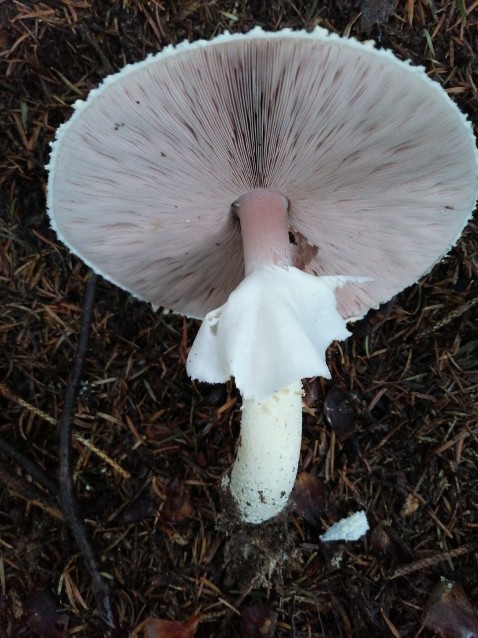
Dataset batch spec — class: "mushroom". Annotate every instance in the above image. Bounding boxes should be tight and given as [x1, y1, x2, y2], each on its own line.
[47, 27, 478, 524]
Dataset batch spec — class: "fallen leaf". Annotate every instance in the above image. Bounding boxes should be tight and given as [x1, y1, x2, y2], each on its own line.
[145, 615, 200, 638]
[305, 555, 322, 578]
[423, 580, 478, 638]
[291, 472, 327, 525]
[240, 605, 278, 638]
[400, 494, 420, 518]
[153, 477, 194, 523]
[370, 522, 392, 555]
[25, 590, 64, 638]
[324, 387, 356, 440]
[119, 497, 155, 524]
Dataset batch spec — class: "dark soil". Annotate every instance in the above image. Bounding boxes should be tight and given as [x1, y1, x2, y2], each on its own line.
[1, 1, 477, 637]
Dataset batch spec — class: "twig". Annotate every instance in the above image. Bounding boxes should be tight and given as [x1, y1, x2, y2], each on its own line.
[391, 543, 478, 579]
[0, 434, 59, 495]
[74, 433, 130, 479]
[0, 383, 57, 425]
[0, 463, 64, 520]
[416, 296, 478, 339]
[58, 271, 116, 630]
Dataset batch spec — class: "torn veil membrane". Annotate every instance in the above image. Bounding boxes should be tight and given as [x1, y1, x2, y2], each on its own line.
[187, 266, 369, 401]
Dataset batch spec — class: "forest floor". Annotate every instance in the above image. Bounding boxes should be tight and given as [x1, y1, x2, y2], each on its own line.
[0, 0, 478, 636]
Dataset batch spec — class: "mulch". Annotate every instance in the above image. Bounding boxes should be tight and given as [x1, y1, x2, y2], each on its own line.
[0, 1, 477, 636]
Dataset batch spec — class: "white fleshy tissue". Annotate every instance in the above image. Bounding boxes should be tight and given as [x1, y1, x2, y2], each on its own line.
[320, 510, 369, 542]
[186, 265, 369, 401]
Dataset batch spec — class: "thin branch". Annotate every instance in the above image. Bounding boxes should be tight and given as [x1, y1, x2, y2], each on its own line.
[58, 271, 116, 630]
[391, 543, 478, 579]
[0, 434, 59, 496]
[0, 462, 63, 520]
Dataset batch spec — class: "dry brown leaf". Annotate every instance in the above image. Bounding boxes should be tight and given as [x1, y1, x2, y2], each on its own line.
[400, 494, 420, 518]
[370, 522, 392, 555]
[324, 387, 356, 440]
[292, 472, 341, 526]
[423, 580, 478, 638]
[154, 477, 194, 523]
[240, 605, 278, 638]
[25, 590, 65, 638]
[145, 615, 200, 638]
[291, 472, 328, 525]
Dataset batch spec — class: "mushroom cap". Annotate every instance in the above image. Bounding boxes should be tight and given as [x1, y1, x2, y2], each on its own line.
[47, 27, 478, 320]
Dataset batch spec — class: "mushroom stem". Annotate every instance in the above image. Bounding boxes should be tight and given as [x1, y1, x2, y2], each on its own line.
[228, 381, 303, 523]
[235, 189, 292, 275]
[228, 188, 301, 523]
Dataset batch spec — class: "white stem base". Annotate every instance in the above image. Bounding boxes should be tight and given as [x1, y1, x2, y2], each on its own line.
[228, 381, 303, 524]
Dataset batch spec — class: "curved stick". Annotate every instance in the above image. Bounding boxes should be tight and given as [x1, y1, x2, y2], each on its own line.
[58, 271, 116, 629]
